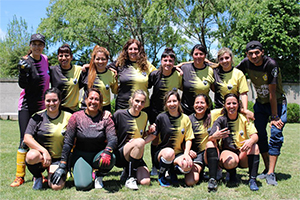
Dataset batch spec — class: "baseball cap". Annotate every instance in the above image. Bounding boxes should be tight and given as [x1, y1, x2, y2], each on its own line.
[30, 33, 45, 45]
[246, 41, 263, 51]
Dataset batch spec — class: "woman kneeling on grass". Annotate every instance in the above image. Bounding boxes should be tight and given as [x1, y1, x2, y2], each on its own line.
[51, 88, 117, 191]
[24, 88, 72, 190]
[112, 90, 156, 190]
[153, 90, 195, 187]
[187, 94, 220, 192]
[209, 93, 260, 191]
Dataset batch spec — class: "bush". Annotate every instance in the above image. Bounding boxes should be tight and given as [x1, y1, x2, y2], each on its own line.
[287, 103, 300, 123]
[248, 101, 255, 113]
[111, 98, 116, 115]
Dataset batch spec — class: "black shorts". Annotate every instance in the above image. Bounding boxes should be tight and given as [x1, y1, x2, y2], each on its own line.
[115, 146, 147, 168]
[193, 151, 205, 167]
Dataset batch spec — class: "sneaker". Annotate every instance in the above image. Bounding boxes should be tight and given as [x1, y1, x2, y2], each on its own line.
[208, 178, 218, 192]
[120, 168, 128, 182]
[216, 168, 223, 181]
[266, 173, 278, 186]
[249, 179, 259, 191]
[150, 166, 158, 176]
[94, 176, 104, 189]
[257, 169, 268, 179]
[158, 176, 171, 187]
[10, 177, 24, 187]
[125, 177, 138, 190]
[32, 177, 43, 190]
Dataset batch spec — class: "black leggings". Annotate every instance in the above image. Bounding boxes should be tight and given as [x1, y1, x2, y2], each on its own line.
[18, 109, 36, 149]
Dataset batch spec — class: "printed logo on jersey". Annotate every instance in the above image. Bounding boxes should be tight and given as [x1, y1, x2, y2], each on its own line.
[271, 67, 278, 78]
[61, 129, 66, 136]
[263, 73, 268, 81]
[227, 84, 233, 90]
[105, 84, 109, 90]
[73, 78, 78, 85]
[239, 130, 244, 137]
[203, 80, 208, 86]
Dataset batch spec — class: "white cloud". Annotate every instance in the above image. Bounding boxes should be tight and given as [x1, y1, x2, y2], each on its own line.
[0, 29, 6, 40]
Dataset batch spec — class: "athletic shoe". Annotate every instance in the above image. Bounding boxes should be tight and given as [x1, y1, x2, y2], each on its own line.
[257, 169, 268, 179]
[158, 176, 171, 187]
[32, 177, 43, 190]
[150, 166, 158, 176]
[94, 176, 104, 189]
[125, 177, 138, 190]
[216, 168, 223, 181]
[266, 173, 278, 186]
[208, 178, 218, 192]
[10, 177, 24, 187]
[120, 168, 128, 182]
[249, 179, 259, 191]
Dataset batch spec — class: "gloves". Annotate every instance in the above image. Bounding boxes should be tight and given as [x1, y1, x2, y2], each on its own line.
[50, 162, 67, 185]
[18, 59, 31, 73]
[99, 147, 113, 167]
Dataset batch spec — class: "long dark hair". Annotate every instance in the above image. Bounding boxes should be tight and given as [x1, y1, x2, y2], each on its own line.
[194, 94, 211, 128]
[221, 93, 242, 116]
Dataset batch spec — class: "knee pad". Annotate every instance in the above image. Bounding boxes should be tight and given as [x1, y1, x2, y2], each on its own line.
[73, 157, 93, 191]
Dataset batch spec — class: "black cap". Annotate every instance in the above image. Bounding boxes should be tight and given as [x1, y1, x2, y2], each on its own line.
[246, 41, 263, 52]
[30, 33, 45, 45]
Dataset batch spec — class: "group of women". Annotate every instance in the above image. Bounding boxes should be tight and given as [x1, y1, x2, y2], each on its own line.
[10, 33, 260, 192]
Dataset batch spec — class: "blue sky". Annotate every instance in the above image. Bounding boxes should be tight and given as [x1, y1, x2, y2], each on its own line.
[0, 0, 49, 39]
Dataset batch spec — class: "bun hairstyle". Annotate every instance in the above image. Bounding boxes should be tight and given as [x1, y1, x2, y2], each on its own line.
[57, 44, 73, 56]
[161, 47, 176, 61]
[191, 44, 207, 56]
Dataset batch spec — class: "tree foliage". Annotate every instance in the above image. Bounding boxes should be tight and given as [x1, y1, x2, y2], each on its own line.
[38, 0, 187, 66]
[214, 0, 300, 82]
[0, 16, 31, 77]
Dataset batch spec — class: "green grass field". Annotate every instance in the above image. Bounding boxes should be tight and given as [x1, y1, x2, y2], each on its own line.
[0, 120, 299, 200]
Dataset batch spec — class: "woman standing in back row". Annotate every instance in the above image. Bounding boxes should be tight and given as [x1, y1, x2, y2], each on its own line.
[11, 33, 50, 187]
[108, 39, 157, 112]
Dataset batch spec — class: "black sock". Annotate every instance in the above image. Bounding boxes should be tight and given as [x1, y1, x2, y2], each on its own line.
[26, 162, 43, 178]
[248, 154, 259, 179]
[206, 148, 218, 179]
[151, 144, 157, 167]
[227, 168, 237, 180]
[158, 157, 172, 178]
[128, 156, 140, 178]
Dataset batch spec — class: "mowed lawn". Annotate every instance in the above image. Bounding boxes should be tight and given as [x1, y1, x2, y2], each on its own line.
[0, 120, 299, 200]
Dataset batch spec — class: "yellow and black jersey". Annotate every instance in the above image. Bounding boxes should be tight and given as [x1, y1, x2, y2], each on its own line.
[236, 56, 285, 104]
[154, 112, 194, 155]
[49, 64, 84, 112]
[113, 109, 148, 149]
[110, 60, 156, 109]
[210, 113, 257, 151]
[148, 68, 182, 123]
[25, 110, 72, 159]
[81, 68, 118, 108]
[181, 63, 214, 115]
[189, 114, 210, 153]
[213, 66, 248, 108]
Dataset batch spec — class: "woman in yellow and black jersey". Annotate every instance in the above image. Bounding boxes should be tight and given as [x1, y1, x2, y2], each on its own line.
[212, 48, 254, 122]
[148, 47, 182, 175]
[49, 44, 84, 113]
[153, 90, 194, 187]
[108, 39, 157, 111]
[80, 45, 118, 112]
[112, 90, 156, 190]
[24, 88, 72, 190]
[187, 94, 219, 192]
[180, 44, 215, 115]
[209, 93, 260, 191]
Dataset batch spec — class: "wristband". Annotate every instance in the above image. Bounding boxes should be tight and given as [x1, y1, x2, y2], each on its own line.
[271, 115, 279, 120]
